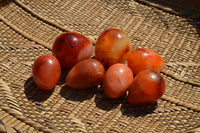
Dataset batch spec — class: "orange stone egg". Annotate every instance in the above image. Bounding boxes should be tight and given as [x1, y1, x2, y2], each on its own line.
[103, 63, 134, 99]
[32, 55, 61, 90]
[95, 29, 132, 68]
[65, 59, 105, 89]
[127, 70, 165, 105]
[128, 48, 164, 75]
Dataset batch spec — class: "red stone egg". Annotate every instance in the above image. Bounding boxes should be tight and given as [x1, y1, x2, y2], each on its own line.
[128, 48, 164, 75]
[103, 63, 134, 99]
[32, 55, 61, 90]
[65, 59, 105, 89]
[128, 70, 165, 105]
[52, 32, 93, 69]
[95, 29, 132, 68]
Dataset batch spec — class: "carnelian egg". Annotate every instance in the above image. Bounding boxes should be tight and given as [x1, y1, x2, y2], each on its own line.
[32, 55, 61, 90]
[103, 63, 134, 99]
[127, 70, 165, 105]
[95, 29, 132, 68]
[52, 32, 93, 69]
[128, 48, 164, 75]
[65, 59, 105, 89]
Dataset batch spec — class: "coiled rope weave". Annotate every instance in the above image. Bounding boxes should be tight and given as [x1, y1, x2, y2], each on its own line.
[0, 0, 200, 132]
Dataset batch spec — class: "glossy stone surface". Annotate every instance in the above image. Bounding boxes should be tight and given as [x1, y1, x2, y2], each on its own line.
[95, 29, 131, 68]
[52, 32, 93, 69]
[65, 59, 105, 89]
[103, 63, 134, 99]
[128, 70, 165, 105]
[32, 55, 61, 90]
[128, 48, 164, 75]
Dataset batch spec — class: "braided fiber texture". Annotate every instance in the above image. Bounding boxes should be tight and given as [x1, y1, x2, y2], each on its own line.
[0, 0, 200, 132]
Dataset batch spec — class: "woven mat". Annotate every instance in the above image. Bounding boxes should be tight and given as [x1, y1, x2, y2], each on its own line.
[0, 0, 200, 132]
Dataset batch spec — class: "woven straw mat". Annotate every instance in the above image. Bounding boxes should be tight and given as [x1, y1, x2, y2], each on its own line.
[0, 0, 200, 132]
